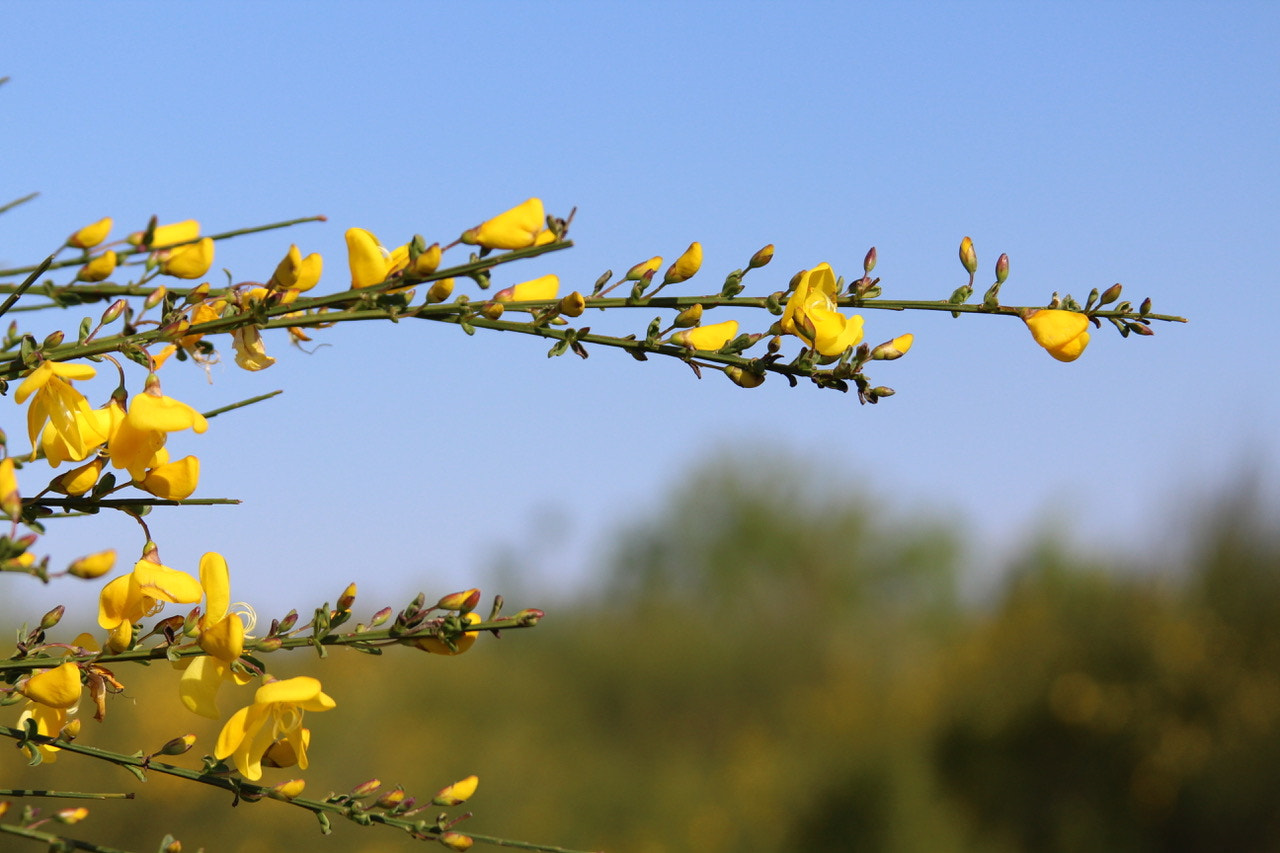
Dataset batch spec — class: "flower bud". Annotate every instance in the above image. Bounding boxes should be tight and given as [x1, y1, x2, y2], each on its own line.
[77, 250, 118, 282]
[663, 242, 702, 285]
[479, 302, 504, 320]
[864, 246, 877, 274]
[1099, 283, 1123, 306]
[374, 787, 406, 809]
[748, 244, 775, 269]
[54, 807, 90, 825]
[433, 774, 479, 806]
[426, 278, 455, 304]
[157, 734, 197, 756]
[724, 366, 765, 388]
[958, 236, 978, 275]
[513, 608, 544, 626]
[144, 292, 172, 319]
[436, 589, 481, 613]
[558, 291, 586, 317]
[349, 778, 382, 798]
[101, 299, 128, 325]
[270, 779, 306, 801]
[668, 320, 739, 351]
[69, 217, 113, 250]
[40, 605, 65, 630]
[673, 304, 703, 328]
[42, 330, 64, 350]
[412, 242, 442, 277]
[870, 333, 914, 360]
[161, 238, 215, 280]
[439, 832, 474, 851]
[624, 256, 662, 282]
[995, 253, 1009, 284]
[337, 582, 357, 612]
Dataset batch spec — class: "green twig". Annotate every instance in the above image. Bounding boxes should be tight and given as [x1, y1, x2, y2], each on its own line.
[0, 255, 54, 321]
[0, 821, 137, 853]
[0, 191, 39, 217]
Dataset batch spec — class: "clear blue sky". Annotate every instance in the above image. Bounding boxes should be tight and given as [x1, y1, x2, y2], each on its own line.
[3, 3, 1277, 617]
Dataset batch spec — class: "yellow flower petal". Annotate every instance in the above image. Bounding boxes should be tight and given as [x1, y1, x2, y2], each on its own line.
[138, 455, 200, 500]
[22, 662, 82, 709]
[459, 198, 549, 250]
[161, 237, 215, 279]
[1024, 309, 1091, 362]
[68, 217, 113, 250]
[669, 320, 739, 351]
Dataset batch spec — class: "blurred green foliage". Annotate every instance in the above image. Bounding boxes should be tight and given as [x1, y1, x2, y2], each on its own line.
[7, 459, 1279, 853]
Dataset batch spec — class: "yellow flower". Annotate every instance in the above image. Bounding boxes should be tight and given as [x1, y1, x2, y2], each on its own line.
[138, 454, 200, 500]
[161, 237, 215, 279]
[624, 256, 663, 282]
[1024, 309, 1091, 362]
[15, 361, 102, 451]
[21, 662, 82, 709]
[870, 333, 914, 361]
[67, 549, 116, 579]
[427, 278, 455, 304]
[98, 555, 203, 630]
[68, 217, 113, 250]
[215, 676, 336, 780]
[668, 319, 739, 351]
[0, 457, 19, 520]
[346, 227, 402, 288]
[433, 775, 479, 806]
[129, 220, 200, 248]
[107, 380, 208, 482]
[459, 198, 555, 250]
[268, 244, 323, 292]
[40, 404, 115, 467]
[780, 263, 864, 357]
[493, 274, 559, 303]
[17, 662, 82, 763]
[663, 242, 702, 285]
[179, 552, 253, 718]
[231, 325, 276, 371]
[76, 250, 118, 282]
[439, 832, 475, 852]
[411, 612, 482, 655]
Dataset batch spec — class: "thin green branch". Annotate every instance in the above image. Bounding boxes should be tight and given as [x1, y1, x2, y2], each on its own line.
[0, 255, 54, 321]
[0, 216, 327, 281]
[0, 790, 134, 800]
[0, 191, 39, 217]
[0, 726, 595, 853]
[0, 820, 136, 853]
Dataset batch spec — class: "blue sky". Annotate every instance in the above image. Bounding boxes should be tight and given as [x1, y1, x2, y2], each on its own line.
[2, 3, 1277, 617]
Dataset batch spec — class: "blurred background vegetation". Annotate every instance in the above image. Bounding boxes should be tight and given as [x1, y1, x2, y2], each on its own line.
[8, 454, 1280, 853]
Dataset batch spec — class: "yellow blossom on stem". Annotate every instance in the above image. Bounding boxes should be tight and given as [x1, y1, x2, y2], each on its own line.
[179, 552, 253, 718]
[40, 404, 115, 467]
[439, 832, 475, 852]
[21, 662, 82, 709]
[412, 242, 442, 276]
[663, 242, 703, 285]
[433, 774, 479, 806]
[270, 779, 307, 801]
[0, 457, 19, 520]
[67, 549, 116, 580]
[215, 676, 335, 781]
[129, 220, 200, 248]
[435, 588, 481, 612]
[138, 454, 200, 500]
[107, 377, 208, 482]
[668, 319, 739, 351]
[160, 237, 215, 280]
[870, 333, 914, 361]
[231, 325, 276, 372]
[412, 612, 482, 655]
[346, 227, 400, 288]
[625, 256, 663, 282]
[68, 217, 113, 250]
[459, 198, 555, 250]
[1024, 308, 1091, 362]
[52, 458, 104, 497]
[426, 278, 455, 304]
[780, 263, 864, 357]
[18, 662, 82, 763]
[493, 274, 559, 303]
[15, 361, 101, 450]
[76, 250, 118, 283]
[98, 555, 203, 631]
[268, 244, 323, 292]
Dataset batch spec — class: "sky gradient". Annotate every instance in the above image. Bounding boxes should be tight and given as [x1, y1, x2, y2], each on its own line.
[2, 2, 1277, 617]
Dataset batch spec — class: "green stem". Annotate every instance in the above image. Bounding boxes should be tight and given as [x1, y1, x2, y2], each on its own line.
[0, 790, 134, 800]
[0, 216, 327, 281]
[0, 821, 136, 853]
[0, 191, 39, 217]
[0, 255, 54, 321]
[0, 726, 595, 853]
